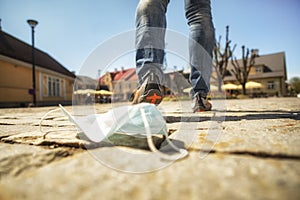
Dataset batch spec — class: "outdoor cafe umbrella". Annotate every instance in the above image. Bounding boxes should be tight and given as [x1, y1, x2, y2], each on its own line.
[94, 90, 113, 95]
[73, 89, 96, 95]
[183, 85, 218, 93]
[209, 84, 218, 91]
[245, 81, 263, 89]
[222, 83, 239, 90]
[74, 89, 113, 95]
[237, 81, 263, 89]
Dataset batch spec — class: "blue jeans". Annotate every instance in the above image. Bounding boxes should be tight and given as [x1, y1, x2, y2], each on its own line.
[135, 0, 215, 97]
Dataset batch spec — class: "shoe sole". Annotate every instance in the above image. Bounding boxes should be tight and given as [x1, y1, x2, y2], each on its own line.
[193, 104, 212, 112]
[193, 108, 212, 112]
[140, 89, 163, 105]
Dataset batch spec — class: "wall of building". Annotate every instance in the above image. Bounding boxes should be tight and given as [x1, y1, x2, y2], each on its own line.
[0, 60, 32, 104]
[102, 72, 113, 91]
[112, 80, 138, 101]
[211, 52, 287, 97]
[0, 59, 74, 107]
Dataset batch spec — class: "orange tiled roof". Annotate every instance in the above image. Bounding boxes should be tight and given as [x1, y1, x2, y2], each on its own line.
[99, 68, 138, 83]
[116, 68, 138, 81]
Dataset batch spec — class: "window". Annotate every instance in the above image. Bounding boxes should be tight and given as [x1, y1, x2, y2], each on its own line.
[48, 76, 61, 96]
[267, 81, 275, 90]
[128, 82, 131, 90]
[256, 67, 262, 73]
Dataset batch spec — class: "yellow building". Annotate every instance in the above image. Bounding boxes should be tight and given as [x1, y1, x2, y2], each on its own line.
[99, 71, 114, 92]
[211, 52, 287, 97]
[0, 30, 75, 107]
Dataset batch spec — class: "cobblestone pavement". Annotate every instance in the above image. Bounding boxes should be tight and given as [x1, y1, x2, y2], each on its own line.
[0, 97, 299, 200]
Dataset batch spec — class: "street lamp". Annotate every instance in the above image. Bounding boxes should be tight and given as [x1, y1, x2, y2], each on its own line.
[27, 19, 38, 106]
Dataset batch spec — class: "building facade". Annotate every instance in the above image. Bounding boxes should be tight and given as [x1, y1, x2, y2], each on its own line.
[0, 30, 75, 107]
[211, 52, 287, 97]
[98, 68, 138, 102]
[98, 52, 287, 101]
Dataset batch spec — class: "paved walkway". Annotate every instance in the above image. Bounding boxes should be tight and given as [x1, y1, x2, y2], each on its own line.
[0, 97, 299, 200]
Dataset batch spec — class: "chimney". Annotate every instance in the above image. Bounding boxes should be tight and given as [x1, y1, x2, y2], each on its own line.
[121, 66, 125, 72]
[252, 49, 259, 57]
[0, 18, 2, 30]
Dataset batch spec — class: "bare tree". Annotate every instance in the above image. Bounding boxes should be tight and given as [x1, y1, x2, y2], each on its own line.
[213, 25, 236, 91]
[231, 46, 258, 95]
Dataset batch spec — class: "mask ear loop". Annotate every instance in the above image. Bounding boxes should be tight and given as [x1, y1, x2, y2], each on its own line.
[39, 106, 78, 139]
[140, 106, 188, 161]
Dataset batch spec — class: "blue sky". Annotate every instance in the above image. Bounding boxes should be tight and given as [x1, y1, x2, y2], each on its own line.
[0, 0, 299, 79]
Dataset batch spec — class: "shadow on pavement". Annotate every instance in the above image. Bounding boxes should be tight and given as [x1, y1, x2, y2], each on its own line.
[165, 111, 300, 123]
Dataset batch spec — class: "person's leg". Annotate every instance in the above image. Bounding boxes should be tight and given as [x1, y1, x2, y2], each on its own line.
[185, 0, 215, 98]
[135, 0, 169, 85]
[132, 0, 169, 105]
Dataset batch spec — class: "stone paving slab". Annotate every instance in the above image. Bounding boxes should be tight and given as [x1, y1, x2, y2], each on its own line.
[1, 124, 164, 150]
[0, 143, 74, 180]
[0, 97, 299, 200]
[0, 150, 299, 200]
[169, 118, 300, 157]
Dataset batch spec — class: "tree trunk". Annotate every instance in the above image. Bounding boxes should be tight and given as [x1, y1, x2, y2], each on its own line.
[213, 26, 235, 92]
[218, 81, 222, 92]
[242, 84, 247, 95]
